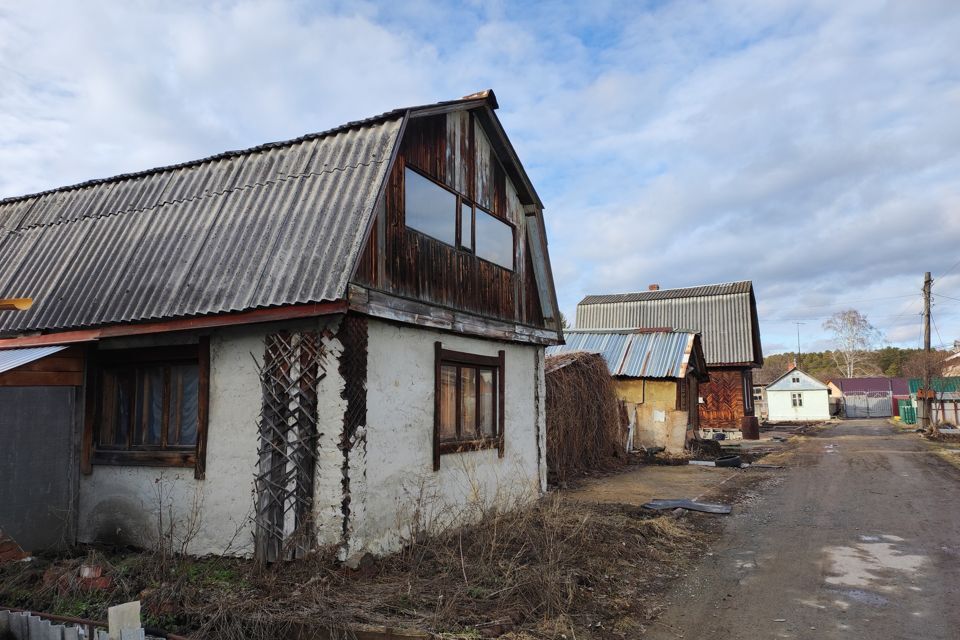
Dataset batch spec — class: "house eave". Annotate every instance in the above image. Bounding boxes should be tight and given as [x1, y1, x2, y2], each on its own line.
[0, 300, 348, 349]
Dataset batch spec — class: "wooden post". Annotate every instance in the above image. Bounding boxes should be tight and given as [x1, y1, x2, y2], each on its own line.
[922, 272, 933, 432]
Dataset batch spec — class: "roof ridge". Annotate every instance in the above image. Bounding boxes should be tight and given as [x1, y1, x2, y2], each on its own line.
[580, 280, 752, 302]
[0, 110, 409, 208]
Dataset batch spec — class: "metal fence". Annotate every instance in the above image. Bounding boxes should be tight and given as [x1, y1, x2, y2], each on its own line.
[843, 391, 892, 418]
[0, 609, 157, 640]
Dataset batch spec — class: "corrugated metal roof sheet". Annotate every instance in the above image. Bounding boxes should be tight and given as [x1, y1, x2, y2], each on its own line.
[546, 330, 700, 379]
[908, 377, 960, 394]
[0, 115, 403, 334]
[575, 281, 762, 367]
[0, 345, 66, 373]
[831, 377, 909, 395]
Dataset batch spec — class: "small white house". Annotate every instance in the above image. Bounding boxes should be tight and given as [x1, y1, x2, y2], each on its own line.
[0, 90, 563, 563]
[765, 367, 830, 422]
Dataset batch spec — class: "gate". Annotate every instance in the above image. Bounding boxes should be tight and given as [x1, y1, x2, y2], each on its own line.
[0, 387, 78, 549]
[843, 391, 892, 418]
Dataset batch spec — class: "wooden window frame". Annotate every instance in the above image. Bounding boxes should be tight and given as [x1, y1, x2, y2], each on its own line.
[403, 164, 516, 271]
[791, 392, 803, 408]
[433, 342, 505, 471]
[81, 338, 210, 479]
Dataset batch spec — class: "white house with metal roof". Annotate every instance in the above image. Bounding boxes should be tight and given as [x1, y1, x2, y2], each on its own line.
[765, 366, 830, 422]
[0, 90, 562, 562]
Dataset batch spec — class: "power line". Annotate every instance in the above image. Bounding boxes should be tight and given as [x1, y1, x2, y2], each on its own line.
[937, 257, 960, 282]
[932, 315, 948, 349]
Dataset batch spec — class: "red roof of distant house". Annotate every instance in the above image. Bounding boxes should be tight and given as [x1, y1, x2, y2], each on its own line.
[830, 377, 910, 396]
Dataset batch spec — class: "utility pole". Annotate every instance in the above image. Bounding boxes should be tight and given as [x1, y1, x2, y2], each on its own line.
[795, 322, 805, 369]
[922, 272, 932, 430]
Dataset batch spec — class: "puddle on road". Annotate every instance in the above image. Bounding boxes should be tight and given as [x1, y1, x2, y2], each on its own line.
[796, 535, 928, 620]
[825, 588, 890, 607]
[824, 539, 926, 589]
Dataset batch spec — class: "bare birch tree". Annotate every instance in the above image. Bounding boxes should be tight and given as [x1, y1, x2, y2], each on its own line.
[823, 310, 881, 378]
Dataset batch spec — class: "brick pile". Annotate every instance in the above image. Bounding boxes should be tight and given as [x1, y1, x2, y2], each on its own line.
[0, 529, 29, 563]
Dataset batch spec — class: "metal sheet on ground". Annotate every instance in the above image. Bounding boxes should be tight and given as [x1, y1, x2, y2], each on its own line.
[642, 499, 732, 514]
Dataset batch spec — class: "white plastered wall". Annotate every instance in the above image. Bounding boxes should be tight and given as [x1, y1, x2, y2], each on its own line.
[77, 315, 545, 559]
[77, 317, 343, 556]
[342, 318, 544, 558]
[766, 389, 830, 421]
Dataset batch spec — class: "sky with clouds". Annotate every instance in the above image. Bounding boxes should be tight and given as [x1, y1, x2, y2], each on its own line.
[2, 0, 959, 355]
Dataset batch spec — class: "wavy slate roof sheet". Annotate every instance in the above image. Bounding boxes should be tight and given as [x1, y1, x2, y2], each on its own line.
[546, 330, 705, 379]
[0, 112, 407, 335]
[575, 281, 762, 367]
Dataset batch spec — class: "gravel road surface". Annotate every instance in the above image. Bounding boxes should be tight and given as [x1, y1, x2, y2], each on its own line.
[646, 419, 960, 639]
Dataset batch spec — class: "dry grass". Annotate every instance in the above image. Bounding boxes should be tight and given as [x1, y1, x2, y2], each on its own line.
[0, 496, 705, 639]
[545, 352, 627, 484]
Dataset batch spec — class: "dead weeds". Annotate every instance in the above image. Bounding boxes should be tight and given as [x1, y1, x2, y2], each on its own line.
[0, 496, 706, 639]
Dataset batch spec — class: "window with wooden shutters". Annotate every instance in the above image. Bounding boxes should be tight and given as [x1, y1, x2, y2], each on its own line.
[83, 341, 209, 475]
[433, 343, 505, 470]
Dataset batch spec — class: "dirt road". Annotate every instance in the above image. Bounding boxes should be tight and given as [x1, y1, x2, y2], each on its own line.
[647, 419, 960, 640]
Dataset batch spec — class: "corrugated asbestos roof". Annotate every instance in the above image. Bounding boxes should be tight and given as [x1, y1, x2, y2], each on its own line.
[579, 281, 752, 305]
[575, 281, 762, 367]
[0, 345, 66, 373]
[0, 109, 408, 334]
[546, 330, 703, 379]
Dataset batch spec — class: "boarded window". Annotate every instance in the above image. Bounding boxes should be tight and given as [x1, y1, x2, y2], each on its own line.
[405, 167, 456, 245]
[433, 343, 505, 469]
[475, 208, 514, 270]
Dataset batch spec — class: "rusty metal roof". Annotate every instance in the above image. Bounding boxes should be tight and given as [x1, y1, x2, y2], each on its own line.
[575, 281, 762, 367]
[546, 330, 706, 379]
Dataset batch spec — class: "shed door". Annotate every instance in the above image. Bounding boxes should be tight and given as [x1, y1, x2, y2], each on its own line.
[0, 387, 77, 549]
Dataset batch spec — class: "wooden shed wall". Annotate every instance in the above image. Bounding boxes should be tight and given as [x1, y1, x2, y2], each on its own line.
[699, 367, 751, 429]
[353, 112, 544, 328]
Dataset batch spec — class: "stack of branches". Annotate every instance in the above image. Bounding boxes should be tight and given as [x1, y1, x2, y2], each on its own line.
[546, 351, 626, 484]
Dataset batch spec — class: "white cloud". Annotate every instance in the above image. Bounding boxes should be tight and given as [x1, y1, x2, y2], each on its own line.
[1, 0, 958, 352]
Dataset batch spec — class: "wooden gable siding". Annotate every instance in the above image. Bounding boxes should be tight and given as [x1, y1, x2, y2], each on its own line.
[354, 111, 544, 327]
[0, 347, 84, 386]
[698, 367, 750, 429]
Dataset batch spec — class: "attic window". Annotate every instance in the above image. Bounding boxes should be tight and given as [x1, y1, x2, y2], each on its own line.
[475, 208, 515, 270]
[792, 376, 800, 383]
[404, 166, 513, 270]
[405, 167, 456, 246]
